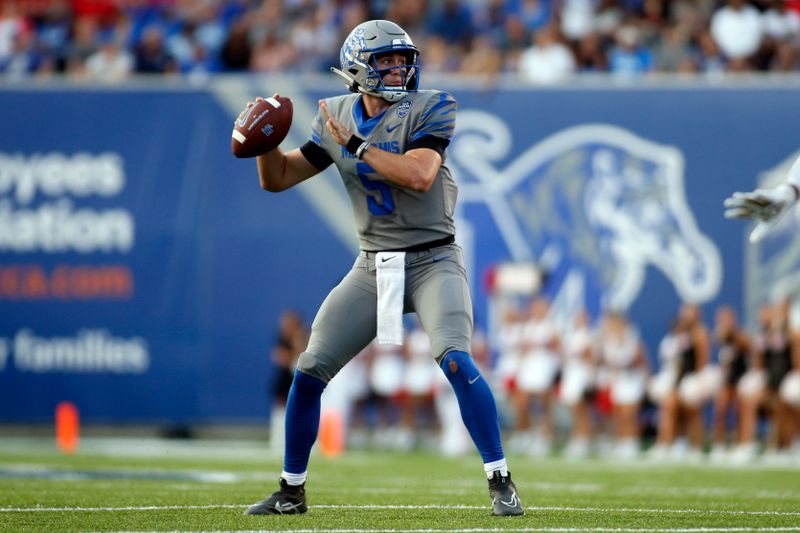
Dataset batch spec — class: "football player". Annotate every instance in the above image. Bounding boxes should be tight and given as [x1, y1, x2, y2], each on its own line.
[242, 20, 524, 517]
[724, 154, 800, 242]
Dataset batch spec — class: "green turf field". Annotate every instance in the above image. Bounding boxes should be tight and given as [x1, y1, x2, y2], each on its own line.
[1, 438, 798, 532]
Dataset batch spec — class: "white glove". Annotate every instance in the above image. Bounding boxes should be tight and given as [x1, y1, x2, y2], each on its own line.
[724, 183, 799, 243]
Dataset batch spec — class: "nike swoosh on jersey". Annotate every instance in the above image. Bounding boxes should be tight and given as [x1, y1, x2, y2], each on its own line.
[386, 123, 402, 133]
[468, 375, 480, 384]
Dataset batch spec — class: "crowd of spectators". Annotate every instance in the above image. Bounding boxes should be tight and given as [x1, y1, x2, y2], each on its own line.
[2, 0, 798, 83]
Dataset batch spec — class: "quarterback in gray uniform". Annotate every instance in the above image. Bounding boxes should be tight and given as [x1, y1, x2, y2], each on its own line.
[244, 20, 524, 517]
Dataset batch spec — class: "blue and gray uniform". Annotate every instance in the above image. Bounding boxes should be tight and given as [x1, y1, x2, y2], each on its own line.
[296, 90, 471, 382]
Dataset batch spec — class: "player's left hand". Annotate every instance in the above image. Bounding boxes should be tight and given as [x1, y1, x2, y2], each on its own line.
[319, 100, 352, 146]
[723, 184, 798, 243]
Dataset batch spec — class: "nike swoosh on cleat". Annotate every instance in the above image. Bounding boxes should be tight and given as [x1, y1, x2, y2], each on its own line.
[500, 491, 518, 507]
[274, 501, 302, 513]
[468, 375, 480, 384]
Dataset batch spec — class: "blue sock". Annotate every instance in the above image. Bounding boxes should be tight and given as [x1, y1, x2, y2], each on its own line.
[440, 351, 505, 463]
[283, 369, 327, 475]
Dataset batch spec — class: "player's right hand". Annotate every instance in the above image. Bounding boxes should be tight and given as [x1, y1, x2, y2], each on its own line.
[723, 184, 798, 243]
[235, 94, 279, 124]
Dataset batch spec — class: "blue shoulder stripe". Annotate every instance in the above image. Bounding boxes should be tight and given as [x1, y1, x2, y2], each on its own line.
[419, 99, 456, 122]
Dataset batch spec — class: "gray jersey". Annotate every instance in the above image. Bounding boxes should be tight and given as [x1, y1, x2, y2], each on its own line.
[308, 90, 458, 251]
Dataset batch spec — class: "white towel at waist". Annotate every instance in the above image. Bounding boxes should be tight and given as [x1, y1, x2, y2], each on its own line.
[376, 251, 406, 345]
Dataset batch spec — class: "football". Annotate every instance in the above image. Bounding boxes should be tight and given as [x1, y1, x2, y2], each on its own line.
[231, 96, 293, 158]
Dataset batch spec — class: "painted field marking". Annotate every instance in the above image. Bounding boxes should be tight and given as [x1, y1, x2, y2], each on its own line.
[2, 503, 799, 517]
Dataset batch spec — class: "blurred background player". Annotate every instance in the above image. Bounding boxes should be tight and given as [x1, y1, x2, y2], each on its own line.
[732, 301, 799, 462]
[709, 306, 750, 461]
[366, 338, 408, 449]
[243, 20, 523, 517]
[267, 310, 308, 453]
[559, 309, 597, 459]
[400, 318, 439, 451]
[597, 311, 649, 459]
[655, 304, 712, 461]
[724, 153, 800, 242]
[509, 296, 560, 456]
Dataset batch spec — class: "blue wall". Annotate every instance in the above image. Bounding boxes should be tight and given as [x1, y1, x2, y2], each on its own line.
[1, 78, 798, 423]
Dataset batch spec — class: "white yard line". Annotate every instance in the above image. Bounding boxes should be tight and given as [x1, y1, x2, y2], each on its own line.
[2, 503, 799, 517]
[87, 527, 800, 533]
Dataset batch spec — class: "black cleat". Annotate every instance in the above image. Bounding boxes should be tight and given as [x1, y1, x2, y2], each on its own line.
[244, 478, 308, 515]
[488, 470, 524, 516]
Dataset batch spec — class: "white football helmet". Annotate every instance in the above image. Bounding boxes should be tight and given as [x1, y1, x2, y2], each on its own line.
[331, 20, 420, 103]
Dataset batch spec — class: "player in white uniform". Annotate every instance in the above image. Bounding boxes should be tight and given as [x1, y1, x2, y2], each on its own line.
[511, 297, 560, 455]
[598, 312, 648, 459]
[243, 20, 523, 517]
[559, 310, 597, 458]
[724, 153, 800, 242]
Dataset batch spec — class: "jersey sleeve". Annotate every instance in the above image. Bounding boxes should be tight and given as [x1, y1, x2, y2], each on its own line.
[411, 91, 457, 143]
[300, 107, 334, 171]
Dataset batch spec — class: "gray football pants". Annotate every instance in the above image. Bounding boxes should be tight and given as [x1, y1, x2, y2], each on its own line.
[296, 243, 473, 383]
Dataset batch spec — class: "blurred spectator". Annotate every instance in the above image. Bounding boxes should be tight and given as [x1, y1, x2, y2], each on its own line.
[459, 34, 503, 76]
[134, 25, 177, 74]
[560, 0, 595, 43]
[33, 0, 72, 72]
[85, 32, 133, 82]
[473, 0, 509, 48]
[250, 29, 295, 72]
[384, 0, 429, 41]
[761, 0, 800, 71]
[2, 0, 800, 80]
[426, 0, 473, 50]
[0, 13, 43, 81]
[289, 3, 337, 72]
[697, 30, 727, 76]
[608, 23, 653, 78]
[710, 0, 764, 71]
[519, 24, 576, 84]
[594, 0, 626, 39]
[639, 0, 668, 48]
[499, 15, 531, 71]
[420, 35, 460, 73]
[653, 24, 697, 73]
[574, 32, 608, 71]
[509, 0, 552, 33]
[219, 18, 251, 71]
[65, 15, 99, 76]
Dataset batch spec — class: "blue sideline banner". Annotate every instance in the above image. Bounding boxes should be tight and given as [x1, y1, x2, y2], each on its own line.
[1, 78, 799, 423]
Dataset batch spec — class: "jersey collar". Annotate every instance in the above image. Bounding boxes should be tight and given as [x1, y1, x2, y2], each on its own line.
[352, 97, 388, 137]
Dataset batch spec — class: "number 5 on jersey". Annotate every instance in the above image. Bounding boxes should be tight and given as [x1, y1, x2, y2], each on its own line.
[356, 162, 395, 215]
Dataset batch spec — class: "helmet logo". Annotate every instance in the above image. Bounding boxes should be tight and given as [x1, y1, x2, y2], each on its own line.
[396, 101, 411, 118]
[341, 28, 367, 67]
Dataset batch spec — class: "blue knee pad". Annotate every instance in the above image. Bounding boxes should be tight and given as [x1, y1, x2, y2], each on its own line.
[440, 351, 504, 463]
[283, 369, 327, 474]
